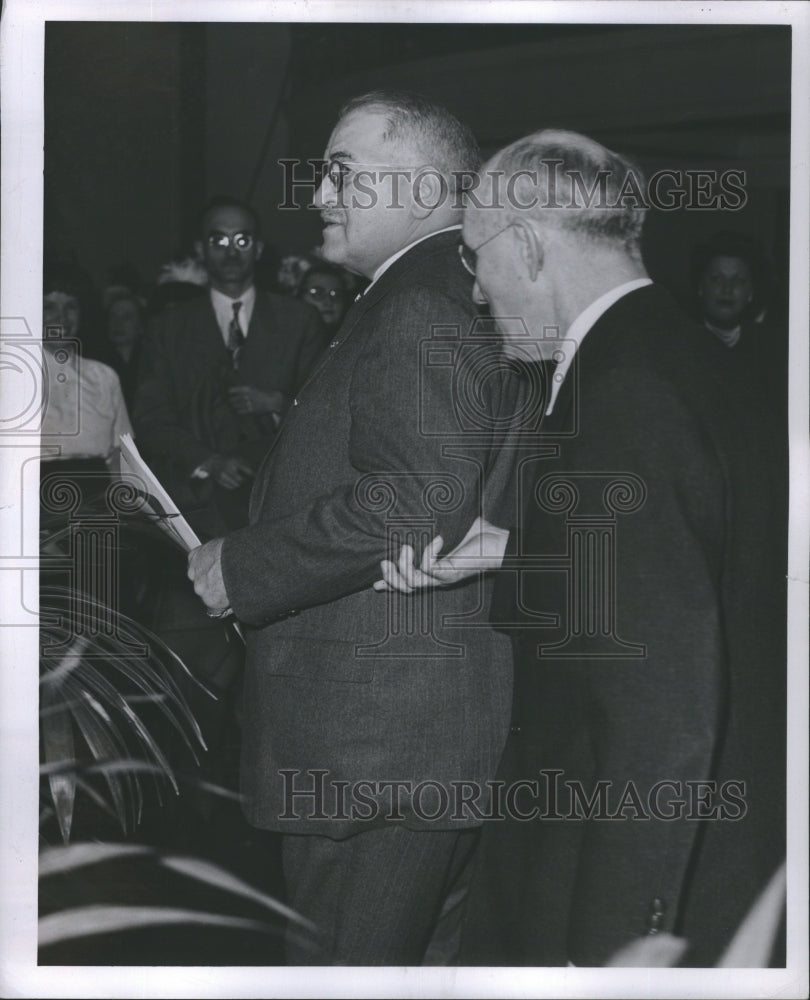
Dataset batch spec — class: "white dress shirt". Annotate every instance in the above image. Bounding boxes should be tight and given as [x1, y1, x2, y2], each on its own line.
[210, 284, 256, 345]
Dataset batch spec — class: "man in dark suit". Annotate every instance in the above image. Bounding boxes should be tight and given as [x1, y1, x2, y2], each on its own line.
[132, 198, 325, 824]
[134, 195, 326, 537]
[380, 130, 787, 966]
[187, 93, 522, 964]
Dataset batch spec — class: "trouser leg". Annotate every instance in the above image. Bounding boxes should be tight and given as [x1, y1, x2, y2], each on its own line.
[281, 824, 478, 965]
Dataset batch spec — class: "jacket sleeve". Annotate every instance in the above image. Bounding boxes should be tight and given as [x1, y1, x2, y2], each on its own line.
[221, 286, 492, 625]
[131, 316, 212, 475]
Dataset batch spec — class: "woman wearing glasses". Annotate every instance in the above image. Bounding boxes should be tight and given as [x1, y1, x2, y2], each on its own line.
[297, 261, 353, 331]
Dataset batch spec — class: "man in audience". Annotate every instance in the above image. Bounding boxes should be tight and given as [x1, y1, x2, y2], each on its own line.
[379, 130, 787, 966]
[187, 91, 522, 965]
[133, 197, 325, 825]
[134, 195, 326, 537]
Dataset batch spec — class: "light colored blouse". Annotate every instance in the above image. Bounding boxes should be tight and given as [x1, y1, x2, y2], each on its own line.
[41, 353, 132, 463]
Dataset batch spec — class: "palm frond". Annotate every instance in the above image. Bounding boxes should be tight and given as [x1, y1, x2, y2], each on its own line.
[40, 649, 81, 843]
[39, 842, 150, 877]
[40, 585, 208, 839]
[39, 905, 273, 948]
[39, 844, 315, 952]
[157, 855, 317, 931]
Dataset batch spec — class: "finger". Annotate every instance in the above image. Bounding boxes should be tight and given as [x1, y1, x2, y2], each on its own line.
[372, 579, 391, 592]
[392, 544, 419, 590]
[420, 534, 445, 573]
[381, 558, 413, 594]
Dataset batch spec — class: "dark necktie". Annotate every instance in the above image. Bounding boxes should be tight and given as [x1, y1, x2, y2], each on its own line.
[227, 301, 244, 370]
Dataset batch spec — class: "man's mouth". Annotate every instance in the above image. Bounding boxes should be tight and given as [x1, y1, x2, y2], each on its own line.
[321, 213, 344, 228]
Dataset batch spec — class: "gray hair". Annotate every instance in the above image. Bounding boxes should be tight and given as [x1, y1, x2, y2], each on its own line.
[488, 129, 647, 261]
[339, 90, 480, 197]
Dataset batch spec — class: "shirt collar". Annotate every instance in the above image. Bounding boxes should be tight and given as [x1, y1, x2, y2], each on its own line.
[364, 225, 462, 295]
[546, 277, 652, 414]
[704, 319, 742, 347]
[210, 284, 256, 341]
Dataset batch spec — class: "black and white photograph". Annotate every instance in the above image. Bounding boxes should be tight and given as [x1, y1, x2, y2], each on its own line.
[0, 1, 808, 997]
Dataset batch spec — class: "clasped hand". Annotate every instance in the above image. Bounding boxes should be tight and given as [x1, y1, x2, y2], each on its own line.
[373, 516, 509, 593]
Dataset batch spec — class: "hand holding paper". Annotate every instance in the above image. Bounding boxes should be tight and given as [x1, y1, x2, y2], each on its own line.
[187, 537, 231, 615]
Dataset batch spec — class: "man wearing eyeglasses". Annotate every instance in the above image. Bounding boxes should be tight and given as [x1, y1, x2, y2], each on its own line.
[378, 130, 787, 967]
[187, 92, 523, 964]
[134, 195, 326, 536]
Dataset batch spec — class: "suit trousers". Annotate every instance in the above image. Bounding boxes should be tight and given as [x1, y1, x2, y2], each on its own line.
[281, 824, 479, 965]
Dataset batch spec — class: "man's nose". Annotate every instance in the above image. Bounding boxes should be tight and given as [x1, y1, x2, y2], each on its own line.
[314, 175, 336, 209]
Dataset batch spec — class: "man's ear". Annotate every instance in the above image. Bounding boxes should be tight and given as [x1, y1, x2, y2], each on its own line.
[255, 239, 264, 261]
[193, 239, 204, 260]
[514, 221, 543, 280]
[412, 168, 448, 220]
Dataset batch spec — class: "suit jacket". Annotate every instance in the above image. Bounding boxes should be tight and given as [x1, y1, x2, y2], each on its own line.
[461, 284, 787, 966]
[221, 230, 520, 837]
[132, 290, 326, 530]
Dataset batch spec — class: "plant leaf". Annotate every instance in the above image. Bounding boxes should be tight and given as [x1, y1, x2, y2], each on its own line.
[39, 634, 89, 688]
[67, 696, 133, 833]
[38, 905, 274, 948]
[40, 676, 77, 844]
[158, 854, 317, 931]
[39, 842, 151, 877]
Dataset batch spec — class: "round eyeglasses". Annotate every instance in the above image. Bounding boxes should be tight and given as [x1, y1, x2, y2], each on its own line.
[206, 231, 255, 252]
[303, 286, 346, 302]
[320, 159, 419, 194]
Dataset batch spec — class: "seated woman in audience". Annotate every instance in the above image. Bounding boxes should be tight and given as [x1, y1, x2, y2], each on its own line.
[41, 266, 132, 488]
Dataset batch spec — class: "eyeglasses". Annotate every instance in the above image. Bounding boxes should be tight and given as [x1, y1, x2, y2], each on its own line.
[303, 286, 346, 302]
[458, 222, 518, 277]
[320, 159, 417, 194]
[206, 231, 255, 252]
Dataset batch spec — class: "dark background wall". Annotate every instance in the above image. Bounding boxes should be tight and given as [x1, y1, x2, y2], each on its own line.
[44, 21, 791, 311]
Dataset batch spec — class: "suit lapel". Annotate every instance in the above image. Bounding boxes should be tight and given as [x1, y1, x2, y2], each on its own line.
[247, 231, 463, 520]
